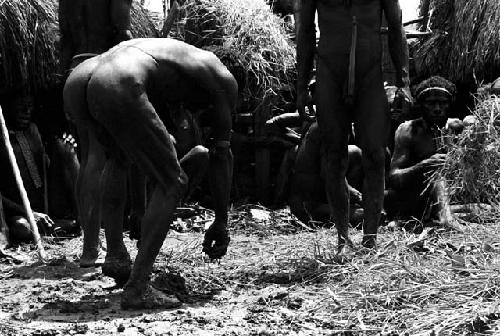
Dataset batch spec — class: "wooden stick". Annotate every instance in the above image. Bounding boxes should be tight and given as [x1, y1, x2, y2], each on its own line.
[0, 105, 46, 261]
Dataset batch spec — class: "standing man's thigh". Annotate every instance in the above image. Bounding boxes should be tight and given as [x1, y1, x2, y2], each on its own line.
[353, 73, 389, 152]
[315, 60, 350, 149]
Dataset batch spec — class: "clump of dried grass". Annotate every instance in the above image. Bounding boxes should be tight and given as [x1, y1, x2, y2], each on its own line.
[415, 0, 500, 84]
[170, 0, 296, 113]
[432, 94, 500, 222]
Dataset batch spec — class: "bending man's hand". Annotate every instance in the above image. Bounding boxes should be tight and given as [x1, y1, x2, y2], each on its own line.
[202, 222, 230, 260]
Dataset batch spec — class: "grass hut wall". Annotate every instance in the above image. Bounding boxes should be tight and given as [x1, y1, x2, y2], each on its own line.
[0, 0, 158, 97]
[169, 0, 296, 115]
[414, 0, 500, 85]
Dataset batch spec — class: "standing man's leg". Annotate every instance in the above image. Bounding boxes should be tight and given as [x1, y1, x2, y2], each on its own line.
[355, 71, 389, 248]
[315, 60, 352, 250]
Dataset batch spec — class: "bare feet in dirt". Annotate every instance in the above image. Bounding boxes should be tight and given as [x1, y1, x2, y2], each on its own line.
[79, 249, 105, 268]
[102, 253, 132, 287]
[121, 284, 182, 310]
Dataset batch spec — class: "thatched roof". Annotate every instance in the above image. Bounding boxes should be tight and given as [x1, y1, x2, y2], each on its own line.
[0, 0, 158, 96]
[170, 0, 296, 113]
[414, 0, 500, 85]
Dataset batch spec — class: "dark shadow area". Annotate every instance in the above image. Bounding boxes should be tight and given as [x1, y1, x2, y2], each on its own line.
[12, 257, 99, 281]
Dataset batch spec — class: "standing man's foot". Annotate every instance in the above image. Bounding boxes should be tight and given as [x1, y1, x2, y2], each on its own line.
[102, 252, 132, 287]
[121, 284, 182, 310]
[362, 234, 377, 248]
[80, 249, 105, 268]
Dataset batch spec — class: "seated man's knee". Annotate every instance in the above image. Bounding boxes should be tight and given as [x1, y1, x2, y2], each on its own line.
[9, 217, 32, 242]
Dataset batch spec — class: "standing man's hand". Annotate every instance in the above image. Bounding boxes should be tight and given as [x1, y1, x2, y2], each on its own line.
[296, 88, 315, 121]
[395, 86, 413, 105]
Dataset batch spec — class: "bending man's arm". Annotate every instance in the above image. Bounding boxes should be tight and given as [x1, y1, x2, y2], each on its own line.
[382, 0, 410, 88]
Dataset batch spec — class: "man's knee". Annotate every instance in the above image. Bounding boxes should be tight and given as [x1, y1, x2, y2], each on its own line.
[324, 147, 349, 172]
[9, 217, 32, 242]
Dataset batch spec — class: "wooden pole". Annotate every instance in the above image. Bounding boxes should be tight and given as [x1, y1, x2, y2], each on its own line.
[0, 105, 46, 261]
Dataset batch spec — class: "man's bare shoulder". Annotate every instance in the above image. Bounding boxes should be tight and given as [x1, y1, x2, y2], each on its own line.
[396, 118, 425, 139]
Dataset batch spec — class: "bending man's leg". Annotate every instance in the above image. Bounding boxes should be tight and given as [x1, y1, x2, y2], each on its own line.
[78, 131, 105, 266]
[122, 184, 181, 309]
[100, 154, 131, 286]
[87, 68, 186, 308]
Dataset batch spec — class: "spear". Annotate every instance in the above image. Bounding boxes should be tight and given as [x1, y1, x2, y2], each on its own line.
[0, 104, 46, 261]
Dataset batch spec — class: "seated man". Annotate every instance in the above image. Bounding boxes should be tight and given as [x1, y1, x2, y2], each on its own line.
[386, 76, 463, 228]
[64, 38, 237, 309]
[0, 91, 54, 243]
[266, 113, 364, 226]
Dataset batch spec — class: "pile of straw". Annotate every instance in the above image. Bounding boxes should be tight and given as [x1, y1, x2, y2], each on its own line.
[414, 0, 500, 84]
[0, 0, 157, 96]
[170, 0, 296, 112]
[433, 93, 500, 221]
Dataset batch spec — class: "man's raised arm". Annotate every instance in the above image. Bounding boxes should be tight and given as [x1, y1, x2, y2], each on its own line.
[296, 0, 317, 118]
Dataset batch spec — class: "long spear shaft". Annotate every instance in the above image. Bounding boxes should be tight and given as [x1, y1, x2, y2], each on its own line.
[0, 105, 46, 261]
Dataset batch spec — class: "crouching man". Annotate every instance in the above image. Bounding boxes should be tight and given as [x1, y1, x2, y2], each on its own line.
[64, 38, 237, 309]
[385, 76, 463, 228]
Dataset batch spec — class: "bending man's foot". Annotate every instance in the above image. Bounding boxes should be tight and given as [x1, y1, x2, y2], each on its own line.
[121, 284, 182, 310]
[102, 252, 132, 287]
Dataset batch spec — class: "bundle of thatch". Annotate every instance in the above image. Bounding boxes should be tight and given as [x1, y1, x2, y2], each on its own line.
[414, 0, 500, 84]
[0, 0, 158, 96]
[170, 0, 296, 113]
[432, 94, 500, 222]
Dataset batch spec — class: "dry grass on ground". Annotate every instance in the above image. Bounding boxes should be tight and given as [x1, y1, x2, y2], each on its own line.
[0, 207, 499, 335]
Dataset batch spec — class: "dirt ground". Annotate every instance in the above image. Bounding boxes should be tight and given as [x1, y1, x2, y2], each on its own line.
[1, 207, 500, 335]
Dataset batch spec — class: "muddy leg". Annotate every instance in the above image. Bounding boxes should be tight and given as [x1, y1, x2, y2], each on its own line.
[121, 185, 181, 309]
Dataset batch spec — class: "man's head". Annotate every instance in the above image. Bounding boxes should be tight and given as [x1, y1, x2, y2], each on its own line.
[415, 76, 456, 128]
[6, 91, 34, 130]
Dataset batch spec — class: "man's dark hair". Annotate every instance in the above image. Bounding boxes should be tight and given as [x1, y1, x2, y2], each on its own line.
[415, 76, 456, 103]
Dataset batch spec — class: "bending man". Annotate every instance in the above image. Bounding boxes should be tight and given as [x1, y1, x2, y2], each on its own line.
[64, 38, 236, 309]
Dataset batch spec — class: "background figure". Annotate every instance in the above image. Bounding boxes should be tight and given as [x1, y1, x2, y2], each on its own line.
[0, 91, 55, 243]
[58, 0, 133, 73]
[296, 0, 411, 249]
[386, 76, 462, 229]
